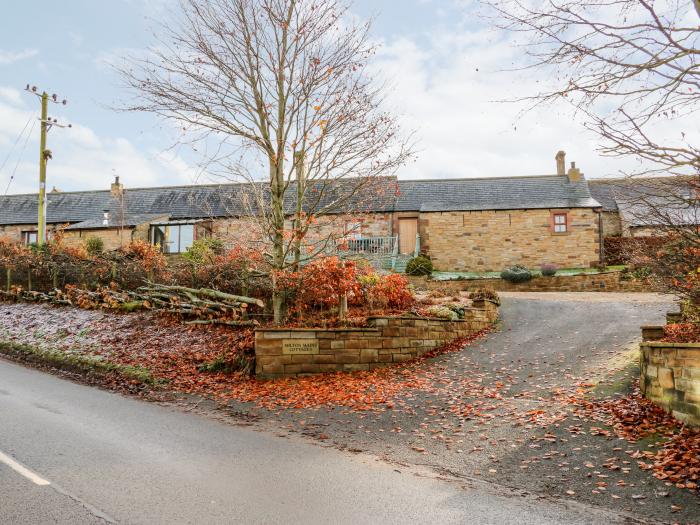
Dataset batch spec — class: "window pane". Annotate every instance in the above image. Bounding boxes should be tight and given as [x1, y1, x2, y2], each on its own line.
[179, 225, 194, 252]
[151, 225, 168, 252]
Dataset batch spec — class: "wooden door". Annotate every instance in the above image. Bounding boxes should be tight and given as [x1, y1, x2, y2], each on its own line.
[398, 218, 418, 255]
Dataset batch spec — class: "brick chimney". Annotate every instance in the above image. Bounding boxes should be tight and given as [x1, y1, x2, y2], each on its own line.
[555, 150, 566, 176]
[111, 176, 124, 198]
[567, 161, 584, 183]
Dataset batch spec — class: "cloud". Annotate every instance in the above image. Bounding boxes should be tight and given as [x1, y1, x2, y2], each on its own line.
[0, 49, 38, 65]
[0, 87, 23, 106]
[0, 86, 193, 195]
[370, 27, 636, 180]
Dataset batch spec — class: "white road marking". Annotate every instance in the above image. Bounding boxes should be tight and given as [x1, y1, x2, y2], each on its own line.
[0, 449, 51, 486]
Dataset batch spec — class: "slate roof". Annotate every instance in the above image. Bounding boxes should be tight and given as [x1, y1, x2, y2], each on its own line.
[395, 176, 600, 212]
[0, 177, 398, 226]
[0, 174, 600, 226]
[65, 213, 169, 230]
[588, 177, 700, 227]
[587, 180, 620, 212]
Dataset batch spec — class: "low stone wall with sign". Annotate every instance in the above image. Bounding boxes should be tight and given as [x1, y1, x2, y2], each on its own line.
[407, 272, 653, 293]
[640, 321, 700, 427]
[255, 300, 498, 378]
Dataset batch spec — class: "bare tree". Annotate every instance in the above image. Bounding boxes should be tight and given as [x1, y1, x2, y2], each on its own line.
[483, 0, 699, 177]
[119, 0, 412, 323]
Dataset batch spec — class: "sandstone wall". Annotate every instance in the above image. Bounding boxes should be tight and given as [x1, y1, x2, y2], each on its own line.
[600, 211, 622, 237]
[421, 208, 599, 272]
[640, 341, 700, 426]
[255, 300, 498, 378]
[62, 226, 147, 251]
[407, 272, 653, 293]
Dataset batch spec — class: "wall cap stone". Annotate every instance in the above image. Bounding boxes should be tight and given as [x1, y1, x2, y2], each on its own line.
[257, 327, 379, 333]
[641, 342, 700, 349]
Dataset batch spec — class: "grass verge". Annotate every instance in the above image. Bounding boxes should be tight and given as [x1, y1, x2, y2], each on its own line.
[0, 340, 159, 386]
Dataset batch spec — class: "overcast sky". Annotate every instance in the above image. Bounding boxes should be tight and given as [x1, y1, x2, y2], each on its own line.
[0, 0, 643, 195]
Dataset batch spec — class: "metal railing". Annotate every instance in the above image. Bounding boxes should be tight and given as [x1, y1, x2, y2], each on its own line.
[339, 236, 398, 257]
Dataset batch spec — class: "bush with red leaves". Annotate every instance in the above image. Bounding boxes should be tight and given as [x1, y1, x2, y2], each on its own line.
[662, 323, 700, 343]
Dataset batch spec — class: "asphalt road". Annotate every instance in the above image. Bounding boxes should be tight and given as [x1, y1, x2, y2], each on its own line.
[0, 355, 636, 525]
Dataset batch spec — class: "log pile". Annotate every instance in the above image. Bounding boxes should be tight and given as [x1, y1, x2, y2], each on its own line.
[0, 283, 264, 326]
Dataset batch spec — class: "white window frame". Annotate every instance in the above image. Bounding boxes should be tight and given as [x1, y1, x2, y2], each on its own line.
[553, 213, 568, 233]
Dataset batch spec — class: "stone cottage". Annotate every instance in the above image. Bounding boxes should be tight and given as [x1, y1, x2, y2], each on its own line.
[0, 152, 603, 271]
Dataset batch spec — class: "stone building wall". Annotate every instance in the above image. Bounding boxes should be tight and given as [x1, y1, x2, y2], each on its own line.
[0, 223, 65, 243]
[62, 226, 150, 251]
[600, 211, 622, 237]
[640, 341, 700, 426]
[255, 300, 498, 378]
[421, 208, 599, 272]
[211, 212, 393, 247]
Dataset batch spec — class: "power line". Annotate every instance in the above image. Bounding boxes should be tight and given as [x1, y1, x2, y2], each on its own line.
[0, 114, 34, 175]
[5, 117, 37, 196]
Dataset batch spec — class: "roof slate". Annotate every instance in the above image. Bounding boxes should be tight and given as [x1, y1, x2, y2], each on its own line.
[0, 174, 600, 226]
[65, 213, 169, 230]
[396, 176, 600, 212]
[588, 176, 700, 227]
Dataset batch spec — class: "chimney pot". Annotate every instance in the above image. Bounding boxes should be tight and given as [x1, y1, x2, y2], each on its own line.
[567, 161, 583, 183]
[111, 176, 124, 198]
[555, 150, 566, 176]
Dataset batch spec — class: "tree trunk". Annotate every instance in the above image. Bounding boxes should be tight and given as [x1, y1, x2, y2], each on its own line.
[6, 267, 10, 292]
[270, 155, 287, 325]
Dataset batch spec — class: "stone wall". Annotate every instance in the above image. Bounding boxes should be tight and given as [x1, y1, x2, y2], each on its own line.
[0, 223, 65, 243]
[255, 300, 498, 378]
[600, 211, 622, 237]
[640, 341, 700, 426]
[407, 272, 653, 293]
[62, 226, 149, 251]
[212, 213, 393, 247]
[421, 208, 599, 272]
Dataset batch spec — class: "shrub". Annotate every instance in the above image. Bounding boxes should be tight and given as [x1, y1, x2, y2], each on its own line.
[662, 323, 700, 343]
[468, 288, 501, 306]
[426, 305, 458, 321]
[500, 265, 533, 283]
[445, 303, 466, 319]
[405, 255, 433, 276]
[84, 236, 104, 256]
[540, 263, 558, 277]
[183, 238, 225, 265]
[603, 236, 669, 266]
[370, 273, 414, 310]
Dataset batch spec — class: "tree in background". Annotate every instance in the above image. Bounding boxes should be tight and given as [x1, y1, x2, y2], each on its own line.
[484, 0, 700, 303]
[119, 0, 413, 323]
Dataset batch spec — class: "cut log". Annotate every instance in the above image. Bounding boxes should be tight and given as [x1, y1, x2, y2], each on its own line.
[184, 319, 258, 327]
[141, 283, 264, 308]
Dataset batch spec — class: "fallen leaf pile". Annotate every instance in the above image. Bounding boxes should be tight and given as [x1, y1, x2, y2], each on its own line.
[576, 386, 700, 494]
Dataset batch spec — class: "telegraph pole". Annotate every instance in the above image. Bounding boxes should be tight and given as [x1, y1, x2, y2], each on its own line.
[38, 92, 48, 247]
[25, 85, 70, 246]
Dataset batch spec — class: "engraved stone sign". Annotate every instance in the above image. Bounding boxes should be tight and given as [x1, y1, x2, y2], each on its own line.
[282, 339, 319, 355]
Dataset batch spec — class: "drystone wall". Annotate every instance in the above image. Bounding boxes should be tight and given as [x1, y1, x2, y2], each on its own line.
[255, 300, 498, 378]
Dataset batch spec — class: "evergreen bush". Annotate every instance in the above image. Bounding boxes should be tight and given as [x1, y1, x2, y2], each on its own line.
[405, 255, 433, 276]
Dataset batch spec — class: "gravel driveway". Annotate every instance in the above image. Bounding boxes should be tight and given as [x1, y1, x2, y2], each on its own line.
[219, 292, 699, 524]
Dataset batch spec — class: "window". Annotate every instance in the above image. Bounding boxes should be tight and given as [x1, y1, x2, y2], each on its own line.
[22, 231, 38, 245]
[552, 213, 568, 233]
[343, 221, 363, 240]
[150, 223, 196, 254]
